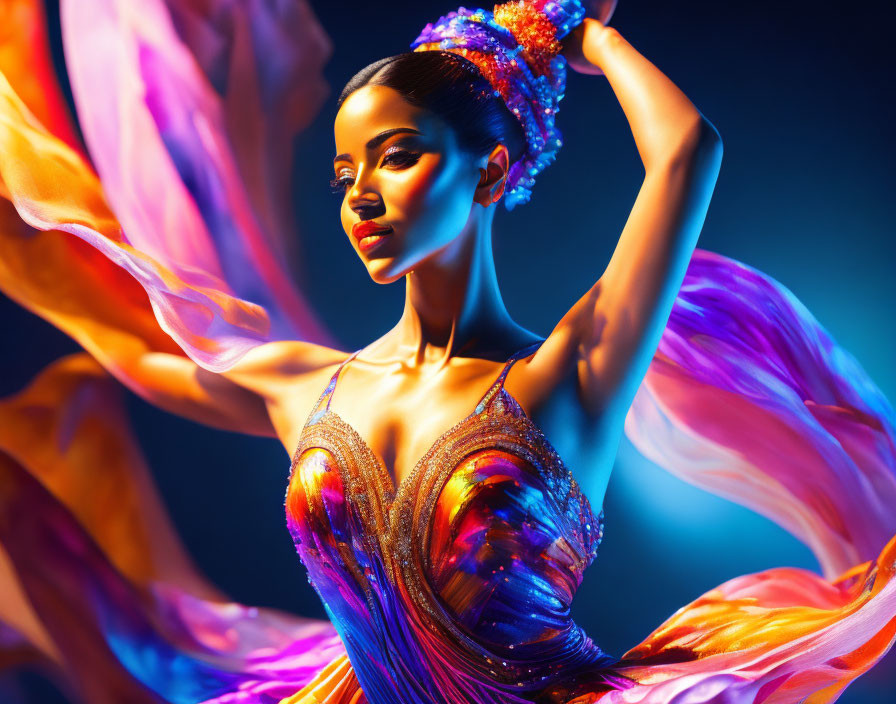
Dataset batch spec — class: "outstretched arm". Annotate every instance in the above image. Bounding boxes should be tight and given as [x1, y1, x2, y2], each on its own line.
[0, 201, 339, 439]
[0, 0, 343, 442]
[0, 77, 341, 440]
[539, 19, 723, 420]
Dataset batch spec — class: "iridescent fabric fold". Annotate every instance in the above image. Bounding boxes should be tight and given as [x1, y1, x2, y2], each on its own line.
[625, 250, 896, 579]
[606, 537, 896, 703]
[606, 249, 896, 702]
[0, 354, 349, 704]
[0, 2, 350, 701]
[1, 0, 334, 375]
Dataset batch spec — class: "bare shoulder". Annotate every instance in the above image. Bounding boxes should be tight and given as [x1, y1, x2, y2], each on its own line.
[215, 339, 351, 452]
[216, 340, 350, 408]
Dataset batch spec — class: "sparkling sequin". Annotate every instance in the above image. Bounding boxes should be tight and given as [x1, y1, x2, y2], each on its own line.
[410, 1, 587, 210]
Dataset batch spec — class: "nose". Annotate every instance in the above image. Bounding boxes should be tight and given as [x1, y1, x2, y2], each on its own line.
[347, 164, 384, 218]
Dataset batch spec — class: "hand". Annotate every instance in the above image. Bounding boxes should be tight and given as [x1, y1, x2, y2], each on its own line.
[561, 18, 614, 76]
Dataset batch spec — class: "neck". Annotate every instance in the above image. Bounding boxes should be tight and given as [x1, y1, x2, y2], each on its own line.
[388, 209, 523, 368]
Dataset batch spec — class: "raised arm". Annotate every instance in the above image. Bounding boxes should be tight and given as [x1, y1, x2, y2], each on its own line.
[539, 19, 723, 421]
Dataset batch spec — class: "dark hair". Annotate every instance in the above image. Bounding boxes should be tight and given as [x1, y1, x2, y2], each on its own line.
[337, 51, 526, 165]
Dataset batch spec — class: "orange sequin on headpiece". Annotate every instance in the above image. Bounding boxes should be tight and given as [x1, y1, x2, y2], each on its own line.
[411, 1, 587, 209]
[493, 1, 563, 75]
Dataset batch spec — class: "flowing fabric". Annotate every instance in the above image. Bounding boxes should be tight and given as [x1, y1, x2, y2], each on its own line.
[0, 1, 894, 702]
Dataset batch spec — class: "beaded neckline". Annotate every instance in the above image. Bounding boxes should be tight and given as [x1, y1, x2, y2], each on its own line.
[287, 338, 605, 651]
[294, 340, 545, 510]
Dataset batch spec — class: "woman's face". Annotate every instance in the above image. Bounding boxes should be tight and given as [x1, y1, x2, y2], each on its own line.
[332, 84, 484, 283]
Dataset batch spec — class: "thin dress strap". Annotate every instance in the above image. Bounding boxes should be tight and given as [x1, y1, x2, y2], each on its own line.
[307, 348, 364, 421]
[308, 339, 545, 424]
[474, 339, 545, 415]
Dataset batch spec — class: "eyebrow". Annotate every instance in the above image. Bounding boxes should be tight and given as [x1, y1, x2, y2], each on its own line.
[333, 127, 423, 165]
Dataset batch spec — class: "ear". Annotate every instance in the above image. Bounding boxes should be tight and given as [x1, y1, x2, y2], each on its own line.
[473, 144, 510, 207]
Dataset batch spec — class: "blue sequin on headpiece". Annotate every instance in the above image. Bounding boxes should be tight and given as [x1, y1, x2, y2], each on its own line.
[411, 1, 586, 209]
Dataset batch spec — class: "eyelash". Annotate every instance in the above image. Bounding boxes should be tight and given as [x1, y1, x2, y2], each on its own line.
[329, 148, 421, 194]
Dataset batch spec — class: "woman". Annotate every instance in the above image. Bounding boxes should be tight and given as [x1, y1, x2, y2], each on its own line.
[0, 0, 893, 702]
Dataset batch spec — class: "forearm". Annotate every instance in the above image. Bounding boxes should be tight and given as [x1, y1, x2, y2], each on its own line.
[583, 23, 708, 170]
[0, 226, 275, 437]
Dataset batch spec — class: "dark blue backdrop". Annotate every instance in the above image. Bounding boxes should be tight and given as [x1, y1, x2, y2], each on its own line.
[1, 0, 893, 700]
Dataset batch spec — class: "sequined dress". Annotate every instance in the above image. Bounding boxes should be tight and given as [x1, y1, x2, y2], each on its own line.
[284, 342, 627, 703]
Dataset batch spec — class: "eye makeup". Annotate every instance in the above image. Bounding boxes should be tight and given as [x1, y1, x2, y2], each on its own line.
[381, 145, 422, 168]
[329, 138, 424, 194]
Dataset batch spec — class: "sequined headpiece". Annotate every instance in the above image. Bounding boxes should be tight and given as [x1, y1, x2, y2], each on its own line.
[411, 0, 586, 209]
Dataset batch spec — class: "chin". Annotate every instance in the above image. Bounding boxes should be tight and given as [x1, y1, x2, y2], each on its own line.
[364, 257, 407, 285]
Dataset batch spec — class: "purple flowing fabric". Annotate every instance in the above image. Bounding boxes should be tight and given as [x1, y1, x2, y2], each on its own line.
[626, 250, 896, 579]
[57, 0, 335, 369]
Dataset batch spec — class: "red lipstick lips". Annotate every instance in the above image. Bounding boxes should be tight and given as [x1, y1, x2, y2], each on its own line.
[352, 221, 393, 252]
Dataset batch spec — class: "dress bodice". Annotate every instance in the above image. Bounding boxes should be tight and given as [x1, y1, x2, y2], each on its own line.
[284, 341, 618, 703]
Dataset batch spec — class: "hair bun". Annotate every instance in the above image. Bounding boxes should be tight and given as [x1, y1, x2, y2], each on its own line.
[493, 0, 584, 72]
[411, 1, 587, 210]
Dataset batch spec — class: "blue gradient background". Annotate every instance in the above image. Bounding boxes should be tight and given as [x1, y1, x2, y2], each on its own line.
[1, 0, 893, 700]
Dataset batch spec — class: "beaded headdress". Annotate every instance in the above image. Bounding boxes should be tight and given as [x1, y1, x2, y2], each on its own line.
[411, 0, 586, 210]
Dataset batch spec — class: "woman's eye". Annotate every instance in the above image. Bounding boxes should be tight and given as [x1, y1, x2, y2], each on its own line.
[329, 149, 420, 195]
[329, 174, 354, 194]
[382, 148, 420, 168]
